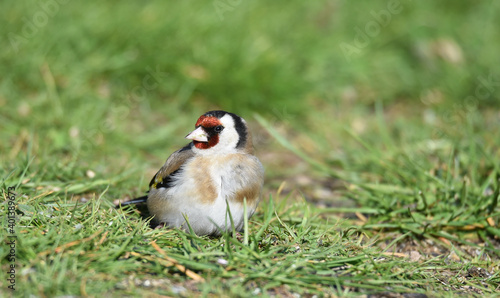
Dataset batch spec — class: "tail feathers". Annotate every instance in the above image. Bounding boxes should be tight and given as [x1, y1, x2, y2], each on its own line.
[117, 195, 148, 206]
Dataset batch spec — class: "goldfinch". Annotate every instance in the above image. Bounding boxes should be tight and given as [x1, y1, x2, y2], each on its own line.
[124, 110, 264, 236]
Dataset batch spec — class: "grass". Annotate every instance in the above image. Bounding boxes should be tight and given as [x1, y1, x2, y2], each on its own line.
[1, 0, 500, 296]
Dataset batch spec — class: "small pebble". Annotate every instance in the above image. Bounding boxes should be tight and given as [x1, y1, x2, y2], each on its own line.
[86, 170, 96, 178]
[217, 258, 229, 266]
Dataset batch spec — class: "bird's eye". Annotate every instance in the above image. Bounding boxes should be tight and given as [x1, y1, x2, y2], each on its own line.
[214, 125, 224, 133]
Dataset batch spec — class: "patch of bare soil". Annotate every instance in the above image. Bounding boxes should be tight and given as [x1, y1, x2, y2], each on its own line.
[378, 236, 499, 295]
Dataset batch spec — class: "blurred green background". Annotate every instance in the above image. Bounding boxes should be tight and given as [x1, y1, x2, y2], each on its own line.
[1, 0, 499, 202]
[2, 0, 499, 186]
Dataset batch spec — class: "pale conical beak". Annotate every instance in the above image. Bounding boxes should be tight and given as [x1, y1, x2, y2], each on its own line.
[185, 127, 209, 142]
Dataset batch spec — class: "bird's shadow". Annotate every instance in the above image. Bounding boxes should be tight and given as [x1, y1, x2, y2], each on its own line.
[116, 202, 157, 229]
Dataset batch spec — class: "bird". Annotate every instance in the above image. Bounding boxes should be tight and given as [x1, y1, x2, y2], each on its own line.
[121, 110, 265, 236]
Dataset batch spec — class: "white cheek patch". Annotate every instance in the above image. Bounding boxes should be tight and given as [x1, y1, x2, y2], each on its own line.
[217, 114, 240, 149]
[194, 114, 240, 155]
